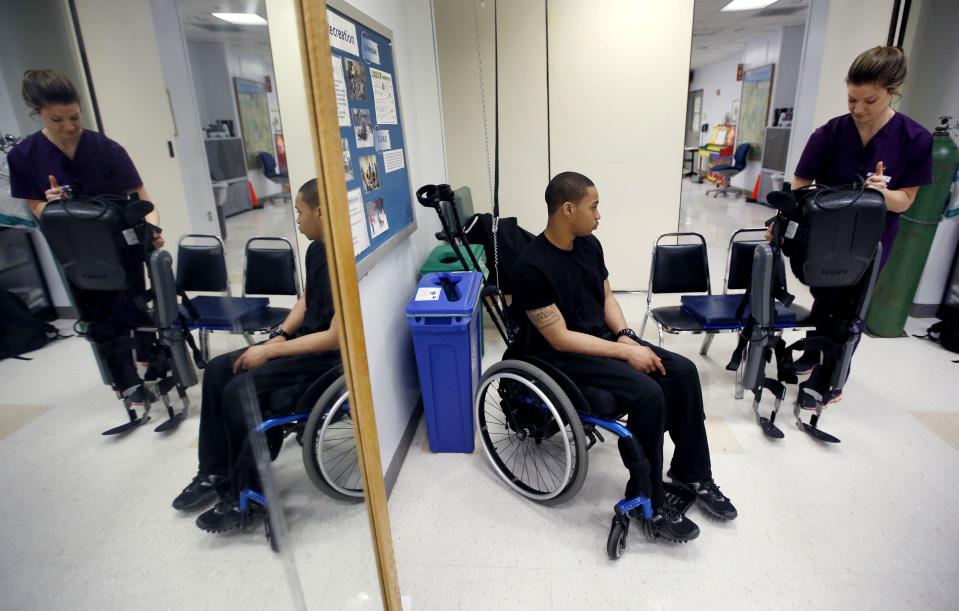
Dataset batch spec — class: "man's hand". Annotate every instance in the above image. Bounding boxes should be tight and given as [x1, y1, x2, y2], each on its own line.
[151, 229, 165, 249]
[45, 175, 64, 202]
[621, 341, 666, 375]
[864, 161, 888, 191]
[233, 344, 274, 373]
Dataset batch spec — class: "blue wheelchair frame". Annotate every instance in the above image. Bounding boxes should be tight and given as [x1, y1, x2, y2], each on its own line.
[580, 415, 653, 519]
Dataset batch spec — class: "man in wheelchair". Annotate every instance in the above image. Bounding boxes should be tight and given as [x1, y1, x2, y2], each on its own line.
[512, 172, 737, 542]
[172, 179, 341, 534]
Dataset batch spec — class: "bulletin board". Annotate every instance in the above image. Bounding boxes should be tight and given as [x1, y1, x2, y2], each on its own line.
[327, 0, 416, 276]
[736, 64, 775, 162]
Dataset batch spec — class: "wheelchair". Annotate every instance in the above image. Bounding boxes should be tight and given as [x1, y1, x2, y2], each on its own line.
[40, 193, 201, 435]
[416, 183, 696, 560]
[238, 363, 364, 551]
[734, 182, 887, 444]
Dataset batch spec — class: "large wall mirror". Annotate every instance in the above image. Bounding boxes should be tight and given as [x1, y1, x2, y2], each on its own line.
[0, 0, 388, 608]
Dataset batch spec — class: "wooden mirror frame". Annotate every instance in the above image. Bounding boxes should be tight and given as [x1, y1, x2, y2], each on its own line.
[294, 0, 402, 607]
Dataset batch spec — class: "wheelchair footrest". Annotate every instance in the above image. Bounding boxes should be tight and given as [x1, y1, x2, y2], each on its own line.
[758, 416, 784, 439]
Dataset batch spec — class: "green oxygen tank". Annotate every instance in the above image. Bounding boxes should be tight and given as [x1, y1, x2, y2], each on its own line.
[867, 117, 959, 337]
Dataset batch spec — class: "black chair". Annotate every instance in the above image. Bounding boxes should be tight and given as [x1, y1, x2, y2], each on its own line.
[257, 151, 290, 204]
[177, 234, 298, 360]
[707, 143, 751, 198]
[238, 237, 302, 337]
[638, 232, 713, 345]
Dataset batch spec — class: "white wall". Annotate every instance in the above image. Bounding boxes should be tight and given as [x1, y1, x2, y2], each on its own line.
[689, 53, 741, 141]
[267, 0, 446, 472]
[900, 0, 959, 307]
[689, 24, 805, 192]
[73, 0, 192, 254]
[186, 39, 283, 201]
[150, 0, 220, 237]
[786, 0, 895, 179]
[436, 0, 695, 289]
[0, 0, 93, 136]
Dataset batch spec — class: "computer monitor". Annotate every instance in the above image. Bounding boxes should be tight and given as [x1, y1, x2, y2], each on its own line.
[205, 138, 247, 181]
[761, 127, 790, 173]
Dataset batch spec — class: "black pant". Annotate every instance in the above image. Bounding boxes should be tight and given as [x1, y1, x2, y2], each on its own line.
[197, 347, 340, 495]
[75, 287, 151, 392]
[539, 340, 711, 507]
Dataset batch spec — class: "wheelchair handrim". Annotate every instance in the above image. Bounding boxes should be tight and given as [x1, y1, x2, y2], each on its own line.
[474, 372, 574, 501]
[316, 393, 363, 497]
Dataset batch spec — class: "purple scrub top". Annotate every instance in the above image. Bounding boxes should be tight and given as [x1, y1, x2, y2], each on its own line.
[794, 112, 933, 267]
[6, 129, 142, 201]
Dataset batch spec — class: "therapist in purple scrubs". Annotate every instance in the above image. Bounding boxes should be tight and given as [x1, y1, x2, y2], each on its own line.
[6, 69, 163, 403]
[787, 47, 933, 397]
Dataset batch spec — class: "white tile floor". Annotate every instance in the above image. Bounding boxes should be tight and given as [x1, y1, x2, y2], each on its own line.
[2, 179, 958, 610]
[386, 179, 959, 609]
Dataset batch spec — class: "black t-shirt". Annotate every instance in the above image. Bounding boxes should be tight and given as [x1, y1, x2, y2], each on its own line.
[512, 233, 610, 353]
[299, 240, 335, 336]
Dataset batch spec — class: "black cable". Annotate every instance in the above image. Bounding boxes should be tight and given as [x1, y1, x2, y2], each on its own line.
[493, 0, 500, 219]
[544, 0, 551, 180]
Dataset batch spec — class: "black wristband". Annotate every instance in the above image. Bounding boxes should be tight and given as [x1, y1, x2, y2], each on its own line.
[616, 328, 638, 341]
[269, 326, 290, 340]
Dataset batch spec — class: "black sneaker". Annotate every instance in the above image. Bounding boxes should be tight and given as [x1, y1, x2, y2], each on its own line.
[670, 474, 738, 520]
[172, 473, 224, 511]
[640, 506, 700, 542]
[195, 499, 260, 533]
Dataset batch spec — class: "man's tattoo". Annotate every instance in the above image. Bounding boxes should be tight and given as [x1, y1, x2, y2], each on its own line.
[527, 305, 560, 329]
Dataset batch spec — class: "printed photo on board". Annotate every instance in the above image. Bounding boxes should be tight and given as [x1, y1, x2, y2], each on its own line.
[366, 198, 389, 238]
[360, 154, 380, 193]
[345, 58, 367, 100]
[341, 138, 354, 181]
[352, 108, 374, 148]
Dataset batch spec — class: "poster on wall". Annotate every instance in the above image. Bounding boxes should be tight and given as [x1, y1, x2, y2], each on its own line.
[331, 56, 351, 127]
[369, 68, 397, 124]
[326, 1, 416, 272]
[351, 108, 374, 148]
[736, 65, 774, 162]
[345, 58, 368, 100]
[233, 77, 274, 169]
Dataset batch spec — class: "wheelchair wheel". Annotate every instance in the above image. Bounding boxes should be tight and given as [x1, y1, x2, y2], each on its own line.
[607, 516, 628, 560]
[302, 376, 364, 503]
[474, 359, 588, 505]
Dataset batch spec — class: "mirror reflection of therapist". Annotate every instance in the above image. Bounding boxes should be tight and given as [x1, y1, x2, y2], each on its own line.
[5, 68, 162, 402]
[787, 47, 933, 388]
[6, 69, 162, 247]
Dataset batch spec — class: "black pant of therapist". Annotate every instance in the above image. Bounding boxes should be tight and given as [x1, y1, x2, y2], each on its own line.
[198, 347, 340, 495]
[541, 336, 712, 508]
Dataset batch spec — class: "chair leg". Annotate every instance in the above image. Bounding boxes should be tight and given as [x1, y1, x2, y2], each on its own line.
[699, 334, 715, 356]
[200, 328, 210, 363]
[243, 332, 255, 346]
[657, 324, 665, 347]
[639, 311, 649, 340]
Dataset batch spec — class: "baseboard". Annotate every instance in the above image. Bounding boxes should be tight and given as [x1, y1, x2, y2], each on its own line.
[910, 303, 940, 319]
[384, 399, 423, 497]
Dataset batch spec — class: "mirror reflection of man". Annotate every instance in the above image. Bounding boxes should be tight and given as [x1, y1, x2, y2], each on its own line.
[511, 172, 738, 542]
[172, 179, 341, 535]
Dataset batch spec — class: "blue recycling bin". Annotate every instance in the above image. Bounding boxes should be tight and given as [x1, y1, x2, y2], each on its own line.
[407, 271, 484, 453]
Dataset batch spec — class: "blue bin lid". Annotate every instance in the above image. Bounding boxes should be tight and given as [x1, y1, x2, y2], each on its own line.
[407, 271, 484, 317]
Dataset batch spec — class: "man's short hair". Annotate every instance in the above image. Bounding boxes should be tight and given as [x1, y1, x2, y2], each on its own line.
[298, 179, 319, 208]
[545, 171, 594, 216]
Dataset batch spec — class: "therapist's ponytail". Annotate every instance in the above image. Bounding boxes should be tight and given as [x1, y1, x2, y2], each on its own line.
[21, 69, 80, 115]
[846, 46, 907, 96]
